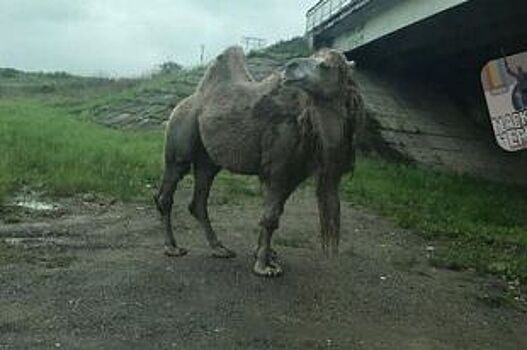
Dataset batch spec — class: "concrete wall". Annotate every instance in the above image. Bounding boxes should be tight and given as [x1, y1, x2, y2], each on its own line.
[356, 69, 527, 187]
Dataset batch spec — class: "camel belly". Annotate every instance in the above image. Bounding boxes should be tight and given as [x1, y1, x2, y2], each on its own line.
[196, 80, 282, 175]
[198, 110, 264, 175]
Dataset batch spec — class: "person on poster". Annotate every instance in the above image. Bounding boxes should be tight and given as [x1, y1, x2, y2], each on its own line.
[504, 55, 527, 111]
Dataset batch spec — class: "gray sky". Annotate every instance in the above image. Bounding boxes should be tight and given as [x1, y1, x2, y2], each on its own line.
[0, 0, 316, 77]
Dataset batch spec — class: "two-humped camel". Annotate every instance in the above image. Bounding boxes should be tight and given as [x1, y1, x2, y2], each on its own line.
[154, 46, 363, 277]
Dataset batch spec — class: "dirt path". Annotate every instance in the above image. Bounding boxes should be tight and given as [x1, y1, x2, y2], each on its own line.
[1, 188, 526, 349]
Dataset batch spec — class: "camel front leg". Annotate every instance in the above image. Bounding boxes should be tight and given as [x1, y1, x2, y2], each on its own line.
[253, 184, 293, 277]
[254, 204, 283, 277]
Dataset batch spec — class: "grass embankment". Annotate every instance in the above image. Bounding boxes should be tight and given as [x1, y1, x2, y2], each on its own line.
[0, 67, 136, 99]
[0, 99, 258, 203]
[0, 99, 161, 201]
[75, 67, 204, 123]
[344, 159, 527, 283]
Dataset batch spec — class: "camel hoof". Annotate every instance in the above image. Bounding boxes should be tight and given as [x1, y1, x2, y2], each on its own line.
[164, 245, 188, 257]
[268, 249, 278, 262]
[211, 244, 236, 259]
[253, 248, 278, 262]
[253, 260, 283, 278]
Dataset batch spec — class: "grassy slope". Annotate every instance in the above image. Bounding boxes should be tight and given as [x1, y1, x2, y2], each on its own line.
[344, 159, 527, 281]
[1, 38, 526, 284]
[0, 99, 162, 200]
[0, 99, 260, 203]
[76, 37, 311, 127]
[76, 67, 204, 126]
[0, 67, 137, 99]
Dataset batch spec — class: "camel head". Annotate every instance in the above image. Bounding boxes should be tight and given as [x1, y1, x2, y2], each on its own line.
[282, 49, 355, 99]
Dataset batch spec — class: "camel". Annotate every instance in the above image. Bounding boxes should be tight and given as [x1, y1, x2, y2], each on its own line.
[154, 46, 363, 277]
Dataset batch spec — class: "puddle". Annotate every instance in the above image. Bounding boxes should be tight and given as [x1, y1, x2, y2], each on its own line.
[5, 237, 64, 246]
[15, 200, 55, 211]
[12, 195, 58, 211]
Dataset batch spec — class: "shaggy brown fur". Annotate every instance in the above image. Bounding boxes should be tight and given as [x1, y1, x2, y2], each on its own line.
[154, 46, 363, 277]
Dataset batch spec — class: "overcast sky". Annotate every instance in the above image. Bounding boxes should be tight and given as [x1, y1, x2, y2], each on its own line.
[0, 0, 316, 77]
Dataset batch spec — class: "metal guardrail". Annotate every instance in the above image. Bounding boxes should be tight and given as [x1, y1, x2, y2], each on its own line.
[306, 0, 371, 33]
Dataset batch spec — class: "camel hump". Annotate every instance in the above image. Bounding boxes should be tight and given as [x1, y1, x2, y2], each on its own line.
[197, 46, 254, 93]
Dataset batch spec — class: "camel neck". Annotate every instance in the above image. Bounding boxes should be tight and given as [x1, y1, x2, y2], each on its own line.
[310, 95, 343, 115]
[311, 92, 340, 105]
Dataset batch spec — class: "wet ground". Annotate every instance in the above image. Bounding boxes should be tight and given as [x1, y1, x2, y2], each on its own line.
[1, 188, 526, 349]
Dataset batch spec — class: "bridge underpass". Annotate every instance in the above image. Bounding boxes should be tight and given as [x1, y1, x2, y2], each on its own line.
[306, 0, 527, 186]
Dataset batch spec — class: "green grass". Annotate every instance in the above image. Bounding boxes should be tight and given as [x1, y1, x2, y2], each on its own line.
[0, 99, 163, 201]
[344, 158, 527, 282]
[0, 98, 259, 203]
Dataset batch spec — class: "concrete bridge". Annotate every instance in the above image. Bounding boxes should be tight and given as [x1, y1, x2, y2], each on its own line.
[306, 0, 527, 186]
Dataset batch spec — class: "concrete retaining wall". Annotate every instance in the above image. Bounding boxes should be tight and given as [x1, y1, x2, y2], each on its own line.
[356, 69, 527, 187]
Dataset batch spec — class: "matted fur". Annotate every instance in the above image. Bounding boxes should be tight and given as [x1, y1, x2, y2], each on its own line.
[161, 45, 364, 259]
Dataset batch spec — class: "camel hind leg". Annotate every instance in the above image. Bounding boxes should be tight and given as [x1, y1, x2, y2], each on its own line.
[189, 151, 236, 258]
[154, 160, 190, 257]
[155, 98, 199, 256]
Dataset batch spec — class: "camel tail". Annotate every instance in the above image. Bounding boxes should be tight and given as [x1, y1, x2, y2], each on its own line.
[320, 208, 340, 257]
[316, 172, 341, 257]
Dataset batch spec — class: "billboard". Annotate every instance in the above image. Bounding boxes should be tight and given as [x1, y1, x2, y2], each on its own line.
[482, 51, 527, 152]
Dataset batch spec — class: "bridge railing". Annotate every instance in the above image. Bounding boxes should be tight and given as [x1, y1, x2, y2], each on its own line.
[306, 0, 371, 33]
